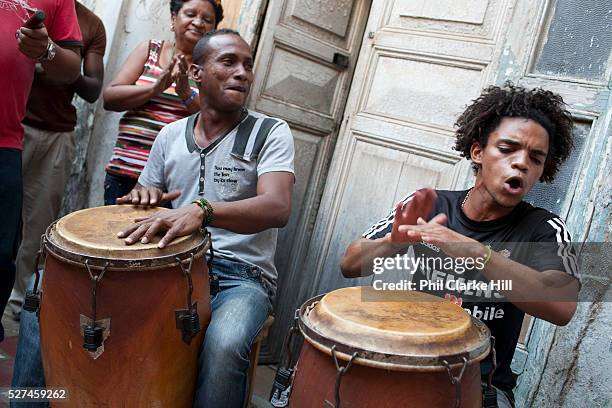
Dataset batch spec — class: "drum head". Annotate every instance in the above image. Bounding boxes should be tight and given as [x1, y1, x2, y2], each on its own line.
[46, 205, 208, 266]
[299, 286, 490, 370]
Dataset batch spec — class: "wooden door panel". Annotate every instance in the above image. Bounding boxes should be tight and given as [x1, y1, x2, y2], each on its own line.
[314, 138, 459, 292]
[274, 130, 325, 278]
[249, 0, 372, 360]
[387, 0, 506, 39]
[361, 52, 485, 131]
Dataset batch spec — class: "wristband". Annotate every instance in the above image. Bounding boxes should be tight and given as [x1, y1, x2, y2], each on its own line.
[192, 198, 214, 227]
[37, 39, 56, 62]
[182, 89, 197, 107]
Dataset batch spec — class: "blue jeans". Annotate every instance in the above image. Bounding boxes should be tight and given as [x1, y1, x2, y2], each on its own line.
[103, 172, 138, 206]
[11, 275, 46, 408]
[0, 149, 23, 343]
[194, 257, 272, 408]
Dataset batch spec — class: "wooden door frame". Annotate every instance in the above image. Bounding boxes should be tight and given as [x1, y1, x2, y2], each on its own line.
[494, 0, 611, 405]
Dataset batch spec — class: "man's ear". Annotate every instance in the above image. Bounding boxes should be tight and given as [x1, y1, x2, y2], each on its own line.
[470, 142, 483, 165]
[189, 63, 202, 83]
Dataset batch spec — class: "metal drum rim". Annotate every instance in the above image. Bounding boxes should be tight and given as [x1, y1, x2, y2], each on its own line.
[44, 221, 210, 270]
[298, 293, 491, 372]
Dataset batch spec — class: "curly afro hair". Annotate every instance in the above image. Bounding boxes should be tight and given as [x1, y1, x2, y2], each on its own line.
[454, 82, 574, 183]
[170, 0, 224, 28]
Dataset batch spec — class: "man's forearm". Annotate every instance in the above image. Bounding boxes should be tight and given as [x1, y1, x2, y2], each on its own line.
[40, 45, 81, 84]
[341, 236, 405, 278]
[479, 249, 579, 325]
[209, 194, 290, 234]
[73, 74, 103, 103]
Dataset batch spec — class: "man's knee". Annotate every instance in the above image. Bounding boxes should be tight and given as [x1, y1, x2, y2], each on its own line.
[202, 323, 252, 364]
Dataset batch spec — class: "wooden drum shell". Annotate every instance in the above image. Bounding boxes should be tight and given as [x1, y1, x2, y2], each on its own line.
[38, 206, 211, 407]
[289, 287, 490, 408]
[290, 341, 482, 408]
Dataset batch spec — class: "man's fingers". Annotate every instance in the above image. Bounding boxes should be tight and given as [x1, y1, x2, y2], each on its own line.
[116, 194, 129, 204]
[117, 222, 141, 238]
[131, 189, 141, 204]
[141, 218, 166, 244]
[140, 188, 150, 206]
[19, 27, 47, 39]
[161, 190, 181, 203]
[158, 225, 180, 248]
[430, 213, 448, 226]
[124, 224, 149, 245]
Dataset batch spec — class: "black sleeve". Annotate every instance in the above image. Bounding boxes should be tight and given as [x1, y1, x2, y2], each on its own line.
[362, 191, 415, 240]
[527, 215, 580, 280]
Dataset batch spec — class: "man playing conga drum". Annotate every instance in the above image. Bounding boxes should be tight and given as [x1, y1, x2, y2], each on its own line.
[118, 29, 294, 407]
[340, 84, 580, 408]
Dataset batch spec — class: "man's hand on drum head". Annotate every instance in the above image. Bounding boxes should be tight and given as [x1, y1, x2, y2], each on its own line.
[117, 204, 204, 248]
[390, 188, 444, 243]
[116, 183, 181, 206]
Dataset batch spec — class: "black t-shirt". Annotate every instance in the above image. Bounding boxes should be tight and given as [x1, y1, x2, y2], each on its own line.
[363, 189, 580, 392]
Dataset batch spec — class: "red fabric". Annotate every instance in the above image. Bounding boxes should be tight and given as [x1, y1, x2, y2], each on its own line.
[0, 0, 82, 150]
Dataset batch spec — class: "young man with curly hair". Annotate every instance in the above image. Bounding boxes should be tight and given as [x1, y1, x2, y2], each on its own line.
[341, 83, 580, 407]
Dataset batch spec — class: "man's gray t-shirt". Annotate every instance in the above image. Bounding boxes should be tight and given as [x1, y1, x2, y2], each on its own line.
[139, 110, 295, 293]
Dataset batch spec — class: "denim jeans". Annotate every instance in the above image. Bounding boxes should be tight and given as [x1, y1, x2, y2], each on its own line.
[103, 172, 138, 206]
[0, 148, 23, 343]
[11, 275, 46, 408]
[194, 257, 272, 408]
[11, 258, 272, 408]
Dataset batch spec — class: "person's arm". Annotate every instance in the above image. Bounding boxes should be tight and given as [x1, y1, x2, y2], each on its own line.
[118, 171, 294, 248]
[17, 26, 81, 83]
[103, 41, 175, 111]
[173, 54, 200, 114]
[73, 51, 104, 103]
[340, 189, 439, 278]
[399, 218, 579, 326]
[73, 21, 106, 103]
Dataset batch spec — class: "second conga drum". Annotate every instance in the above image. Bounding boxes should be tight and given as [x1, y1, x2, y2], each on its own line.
[38, 205, 211, 407]
[289, 286, 491, 408]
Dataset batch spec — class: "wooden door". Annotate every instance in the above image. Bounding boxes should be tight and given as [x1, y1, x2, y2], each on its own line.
[301, 0, 515, 298]
[247, 0, 372, 359]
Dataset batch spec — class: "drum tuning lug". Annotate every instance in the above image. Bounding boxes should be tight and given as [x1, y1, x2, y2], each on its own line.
[83, 325, 104, 352]
[175, 305, 201, 344]
[23, 290, 41, 313]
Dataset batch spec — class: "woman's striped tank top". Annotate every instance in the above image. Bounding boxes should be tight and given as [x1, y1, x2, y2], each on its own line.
[105, 39, 198, 179]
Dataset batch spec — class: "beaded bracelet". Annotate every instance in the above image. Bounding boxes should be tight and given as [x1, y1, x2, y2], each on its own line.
[192, 198, 214, 227]
[181, 89, 198, 107]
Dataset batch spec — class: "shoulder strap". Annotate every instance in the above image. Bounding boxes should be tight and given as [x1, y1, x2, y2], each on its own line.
[231, 115, 281, 160]
[145, 40, 163, 68]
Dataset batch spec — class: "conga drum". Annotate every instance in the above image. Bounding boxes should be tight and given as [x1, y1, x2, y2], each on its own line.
[36, 205, 211, 407]
[289, 287, 491, 408]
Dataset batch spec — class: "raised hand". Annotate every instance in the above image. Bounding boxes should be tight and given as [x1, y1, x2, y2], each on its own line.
[152, 57, 177, 95]
[16, 26, 49, 59]
[390, 188, 439, 243]
[172, 54, 191, 99]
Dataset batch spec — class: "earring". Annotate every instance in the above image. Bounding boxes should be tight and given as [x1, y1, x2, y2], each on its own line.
[171, 24, 174, 32]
